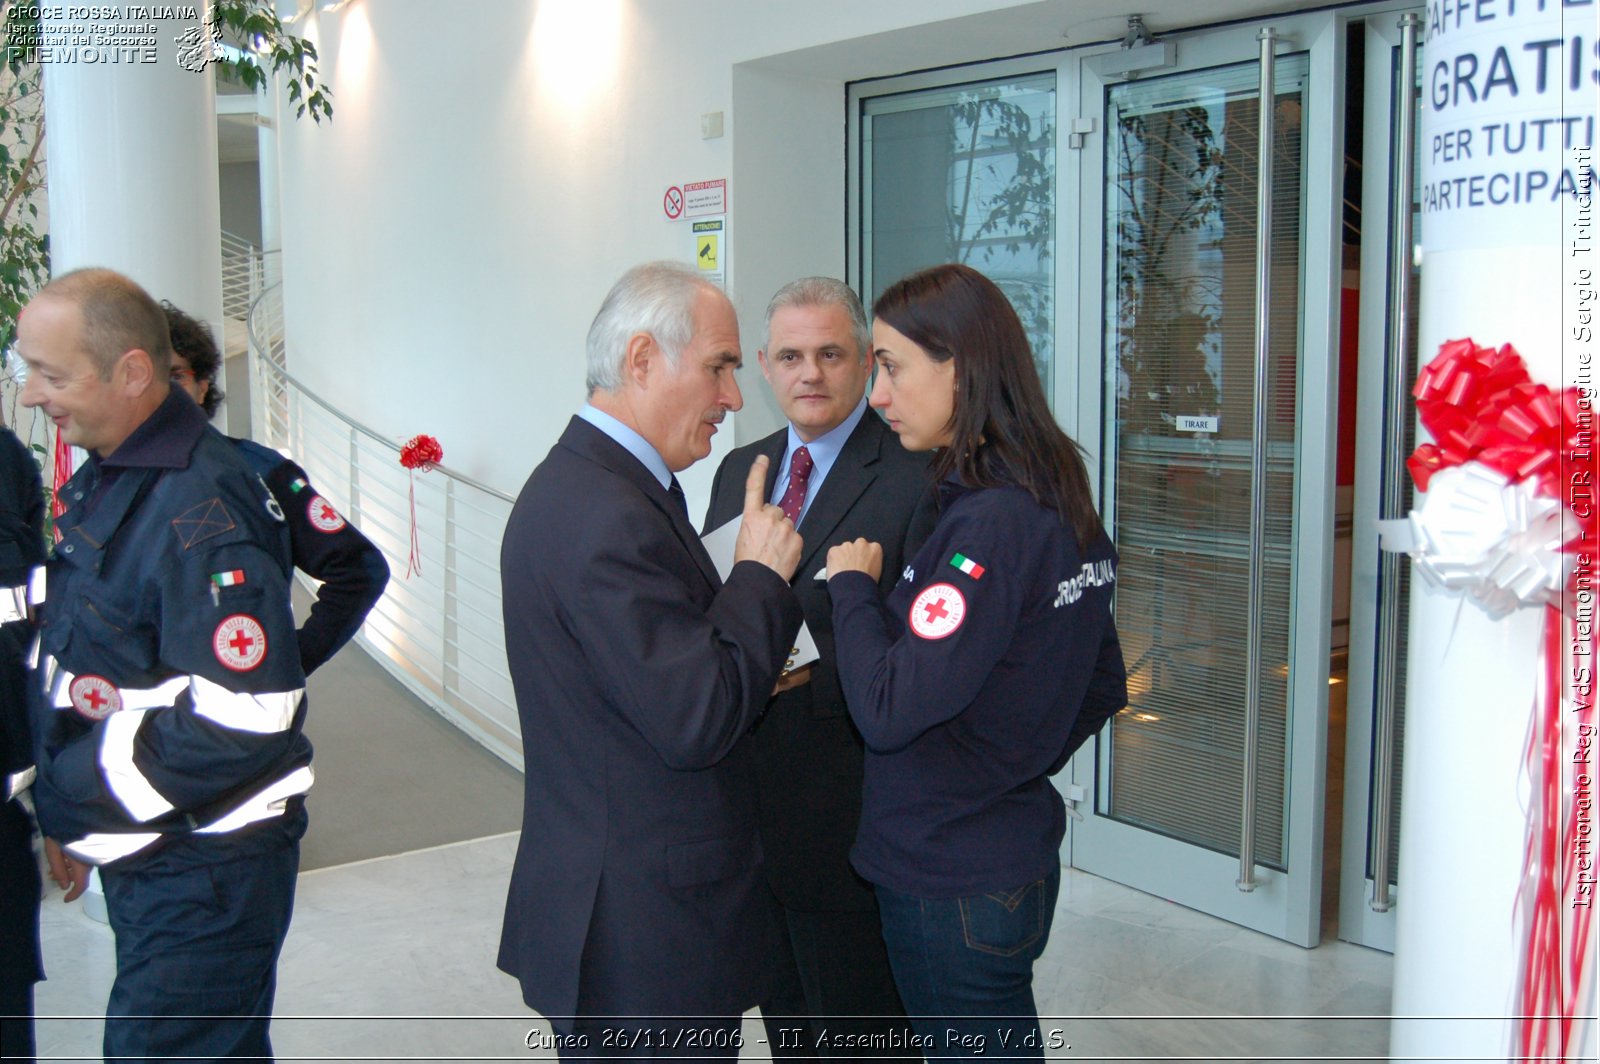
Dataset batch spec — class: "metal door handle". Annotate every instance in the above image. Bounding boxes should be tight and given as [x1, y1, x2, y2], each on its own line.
[1369, 11, 1422, 914]
[1239, 25, 1279, 893]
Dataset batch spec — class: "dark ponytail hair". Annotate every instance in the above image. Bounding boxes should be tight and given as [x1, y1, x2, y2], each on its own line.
[872, 263, 1104, 549]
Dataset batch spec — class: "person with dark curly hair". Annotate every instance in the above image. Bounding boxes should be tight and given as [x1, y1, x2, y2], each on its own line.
[825, 263, 1127, 1059]
[163, 303, 389, 674]
[160, 300, 225, 418]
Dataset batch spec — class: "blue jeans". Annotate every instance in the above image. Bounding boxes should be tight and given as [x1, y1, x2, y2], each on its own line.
[874, 866, 1060, 1061]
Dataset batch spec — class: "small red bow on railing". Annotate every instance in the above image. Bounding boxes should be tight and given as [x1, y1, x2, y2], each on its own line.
[400, 434, 443, 472]
[398, 435, 443, 577]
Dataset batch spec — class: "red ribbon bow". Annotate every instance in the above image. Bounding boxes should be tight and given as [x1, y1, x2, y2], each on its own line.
[398, 435, 443, 576]
[1407, 339, 1591, 544]
[400, 434, 443, 471]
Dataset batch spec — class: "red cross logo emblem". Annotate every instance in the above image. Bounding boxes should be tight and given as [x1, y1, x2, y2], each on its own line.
[307, 495, 347, 533]
[69, 674, 121, 721]
[908, 583, 966, 640]
[213, 614, 269, 672]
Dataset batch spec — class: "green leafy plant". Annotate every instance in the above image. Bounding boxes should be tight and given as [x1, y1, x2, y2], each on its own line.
[0, 0, 330, 486]
[0, 1, 48, 354]
[206, 0, 333, 123]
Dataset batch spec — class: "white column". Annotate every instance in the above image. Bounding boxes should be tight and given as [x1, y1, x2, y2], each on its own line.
[39, 11, 223, 920]
[258, 85, 281, 265]
[1391, 3, 1596, 1061]
[40, 11, 223, 341]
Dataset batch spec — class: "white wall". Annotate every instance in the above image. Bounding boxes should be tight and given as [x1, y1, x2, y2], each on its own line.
[272, 0, 1333, 510]
[273, 0, 1086, 509]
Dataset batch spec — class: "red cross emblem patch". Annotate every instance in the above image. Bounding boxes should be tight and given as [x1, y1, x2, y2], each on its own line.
[908, 582, 966, 640]
[213, 614, 268, 672]
[68, 674, 121, 721]
[307, 495, 347, 533]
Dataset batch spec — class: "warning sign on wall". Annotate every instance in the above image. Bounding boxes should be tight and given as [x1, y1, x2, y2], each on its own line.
[692, 218, 725, 287]
[684, 179, 727, 218]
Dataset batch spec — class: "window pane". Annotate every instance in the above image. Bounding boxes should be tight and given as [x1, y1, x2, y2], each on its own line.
[862, 74, 1056, 396]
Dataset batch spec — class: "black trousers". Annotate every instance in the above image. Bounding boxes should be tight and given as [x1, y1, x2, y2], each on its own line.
[761, 900, 915, 1063]
[0, 799, 41, 1064]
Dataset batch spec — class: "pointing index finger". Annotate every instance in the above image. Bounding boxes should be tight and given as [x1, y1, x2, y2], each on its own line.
[744, 454, 770, 514]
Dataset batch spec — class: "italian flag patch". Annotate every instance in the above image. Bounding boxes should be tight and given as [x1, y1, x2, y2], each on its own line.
[949, 553, 985, 579]
[211, 570, 247, 588]
[289, 478, 309, 494]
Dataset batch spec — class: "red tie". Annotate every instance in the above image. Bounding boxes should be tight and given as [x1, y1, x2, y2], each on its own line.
[777, 446, 813, 525]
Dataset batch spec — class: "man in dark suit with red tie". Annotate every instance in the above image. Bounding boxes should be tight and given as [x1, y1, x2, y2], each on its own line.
[498, 261, 805, 1059]
[703, 278, 935, 1060]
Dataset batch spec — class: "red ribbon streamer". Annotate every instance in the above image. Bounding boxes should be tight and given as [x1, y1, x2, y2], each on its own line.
[398, 435, 442, 579]
[51, 430, 73, 534]
[1409, 339, 1595, 1060]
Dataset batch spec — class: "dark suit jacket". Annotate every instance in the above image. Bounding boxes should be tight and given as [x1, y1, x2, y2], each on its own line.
[703, 411, 935, 911]
[497, 417, 803, 1028]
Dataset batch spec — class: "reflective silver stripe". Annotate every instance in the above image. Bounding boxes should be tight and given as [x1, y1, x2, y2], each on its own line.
[5, 766, 34, 802]
[63, 764, 312, 866]
[194, 765, 314, 835]
[47, 671, 188, 713]
[0, 583, 26, 624]
[98, 709, 176, 823]
[65, 831, 160, 866]
[190, 676, 303, 735]
[42, 657, 300, 728]
[27, 565, 44, 606]
[42, 656, 187, 712]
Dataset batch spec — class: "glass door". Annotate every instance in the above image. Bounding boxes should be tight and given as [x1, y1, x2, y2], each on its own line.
[1338, 8, 1423, 954]
[1064, 13, 1347, 948]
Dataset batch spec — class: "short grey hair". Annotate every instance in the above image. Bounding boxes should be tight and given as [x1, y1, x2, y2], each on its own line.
[763, 277, 871, 361]
[586, 261, 719, 395]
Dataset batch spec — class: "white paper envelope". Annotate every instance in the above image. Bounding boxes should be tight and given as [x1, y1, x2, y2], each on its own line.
[702, 518, 819, 670]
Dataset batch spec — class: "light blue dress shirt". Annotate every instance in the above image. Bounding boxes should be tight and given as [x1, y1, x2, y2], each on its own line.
[578, 404, 673, 490]
[769, 397, 869, 525]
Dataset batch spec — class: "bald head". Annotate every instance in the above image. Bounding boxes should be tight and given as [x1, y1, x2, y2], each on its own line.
[37, 267, 174, 379]
[18, 268, 174, 456]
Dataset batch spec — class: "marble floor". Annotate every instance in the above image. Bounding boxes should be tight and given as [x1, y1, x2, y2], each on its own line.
[32, 831, 1394, 1063]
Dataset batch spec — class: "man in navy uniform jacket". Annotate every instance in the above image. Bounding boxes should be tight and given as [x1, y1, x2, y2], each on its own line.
[19, 268, 309, 1062]
[0, 424, 44, 1064]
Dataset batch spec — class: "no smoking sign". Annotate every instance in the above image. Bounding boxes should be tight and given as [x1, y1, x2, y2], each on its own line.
[663, 185, 684, 220]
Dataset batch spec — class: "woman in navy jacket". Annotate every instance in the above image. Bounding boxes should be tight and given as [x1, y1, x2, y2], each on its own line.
[826, 263, 1127, 1059]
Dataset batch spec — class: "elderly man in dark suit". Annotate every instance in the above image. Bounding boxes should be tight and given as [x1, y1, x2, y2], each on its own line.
[703, 278, 935, 1061]
[498, 260, 804, 1059]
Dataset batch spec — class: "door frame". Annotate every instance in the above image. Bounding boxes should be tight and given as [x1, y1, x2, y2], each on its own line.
[1338, 2, 1425, 954]
[1062, 8, 1352, 949]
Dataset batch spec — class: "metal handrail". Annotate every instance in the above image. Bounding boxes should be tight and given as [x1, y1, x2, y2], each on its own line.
[245, 287, 513, 503]
[244, 282, 522, 769]
[221, 230, 270, 323]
